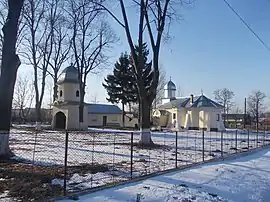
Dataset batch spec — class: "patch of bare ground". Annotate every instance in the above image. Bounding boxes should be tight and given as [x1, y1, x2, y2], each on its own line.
[0, 159, 62, 201]
[0, 159, 110, 201]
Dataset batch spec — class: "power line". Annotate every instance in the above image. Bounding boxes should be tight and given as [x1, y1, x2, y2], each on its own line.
[222, 0, 270, 52]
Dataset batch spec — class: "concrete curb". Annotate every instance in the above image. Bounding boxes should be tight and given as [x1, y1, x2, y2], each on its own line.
[51, 144, 270, 201]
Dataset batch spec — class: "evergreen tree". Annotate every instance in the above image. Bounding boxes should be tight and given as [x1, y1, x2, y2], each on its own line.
[103, 52, 137, 127]
[130, 43, 154, 129]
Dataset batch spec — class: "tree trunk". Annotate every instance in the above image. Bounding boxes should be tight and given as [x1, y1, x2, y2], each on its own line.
[35, 101, 42, 124]
[53, 85, 58, 102]
[53, 75, 58, 102]
[79, 86, 85, 124]
[138, 101, 141, 128]
[223, 106, 226, 126]
[122, 102, 125, 128]
[256, 101, 259, 132]
[139, 98, 153, 145]
[0, 0, 24, 157]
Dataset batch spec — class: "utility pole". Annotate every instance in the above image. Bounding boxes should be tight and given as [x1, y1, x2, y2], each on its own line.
[244, 98, 246, 128]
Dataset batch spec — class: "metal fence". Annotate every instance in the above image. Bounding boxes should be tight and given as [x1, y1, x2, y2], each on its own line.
[8, 128, 270, 197]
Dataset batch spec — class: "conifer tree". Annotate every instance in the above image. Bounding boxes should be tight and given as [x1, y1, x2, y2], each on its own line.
[130, 43, 153, 131]
[103, 52, 137, 127]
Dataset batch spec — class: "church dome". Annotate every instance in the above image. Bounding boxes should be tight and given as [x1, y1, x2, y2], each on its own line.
[164, 80, 176, 91]
[57, 65, 79, 84]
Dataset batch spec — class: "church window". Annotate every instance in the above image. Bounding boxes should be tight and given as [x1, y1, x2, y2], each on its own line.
[173, 113, 176, 119]
[217, 114, 220, 121]
[60, 90, 63, 97]
[76, 90, 79, 97]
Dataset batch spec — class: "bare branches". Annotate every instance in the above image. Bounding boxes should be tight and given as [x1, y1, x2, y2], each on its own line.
[66, 0, 117, 123]
[213, 88, 235, 114]
[13, 75, 34, 122]
[248, 90, 266, 129]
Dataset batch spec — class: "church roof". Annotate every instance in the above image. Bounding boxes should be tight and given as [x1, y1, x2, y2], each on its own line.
[87, 103, 122, 114]
[190, 95, 224, 108]
[160, 97, 191, 109]
[57, 65, 79, 84]
[159, 95, 223, 109]
[164, 80, 176, 90]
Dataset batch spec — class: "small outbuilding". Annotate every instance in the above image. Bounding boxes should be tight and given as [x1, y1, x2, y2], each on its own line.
[52, 65, 138, 130]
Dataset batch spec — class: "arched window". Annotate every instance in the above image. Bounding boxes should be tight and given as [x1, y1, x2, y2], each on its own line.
[60, 90, 63, 97]
[76, 90, 79, 97]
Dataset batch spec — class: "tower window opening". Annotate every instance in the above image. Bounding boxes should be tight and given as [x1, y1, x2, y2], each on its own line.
[76, 90, 80, 97]
[60, 90, 63, 97]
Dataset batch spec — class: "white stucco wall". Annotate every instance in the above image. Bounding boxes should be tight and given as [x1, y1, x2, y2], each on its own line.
[52, 106, 69, 129]
[189, 108, 200, 128]
[67, 105, 88, 130]
[199, 107, 224, 131]
[88, 113, 121, 127]
[162, 98, 171, 105]
[52, 104, 88, 130]
[177, 108, 187, 128]
[58, 83, 80, 102]
[166, 108, 178, 128]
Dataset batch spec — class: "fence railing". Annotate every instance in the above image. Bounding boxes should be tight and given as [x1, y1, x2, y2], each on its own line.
[8, 128, 270, 197]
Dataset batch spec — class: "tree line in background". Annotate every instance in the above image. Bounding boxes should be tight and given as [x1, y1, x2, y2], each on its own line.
[214, 88, 267, 130]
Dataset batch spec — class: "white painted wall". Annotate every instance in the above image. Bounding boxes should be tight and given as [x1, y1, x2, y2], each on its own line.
[88, 113, 121, 127]
[162, 98, 171, 105]
[199, 107, 224, 131]
[164, 89, 176, 99]
[58, 83, 80, 102]
[177, 108, 187, 128]
[52, 106, 69, 129]
[67, 105, 88, 129]
[52, 104, 88, 130]
[190, 108, 199, 128]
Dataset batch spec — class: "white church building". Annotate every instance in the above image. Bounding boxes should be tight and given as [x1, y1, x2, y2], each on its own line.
[51, 65, 138, 130]
[153, 79, 225, 131]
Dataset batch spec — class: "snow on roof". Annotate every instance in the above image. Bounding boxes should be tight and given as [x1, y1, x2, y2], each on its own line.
[87, 103, 122, 114]
[159, 95, 223, 109]
[57, 65, 79, 84]
[190, 95, 224, 108]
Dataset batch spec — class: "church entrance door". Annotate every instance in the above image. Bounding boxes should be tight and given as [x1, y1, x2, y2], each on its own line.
[55, 112, 66, 129]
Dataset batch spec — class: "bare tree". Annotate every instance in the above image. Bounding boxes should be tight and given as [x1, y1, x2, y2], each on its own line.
[247, 90, 266, 131]
[45, 0, 71, 102]
[99, 0, 192, 145]
[231, 105, 243, 114]
[152, 66, 166, 109]
[23, 0, 53, 123]
[214, 88, 235, 124]
[0, 0, 24, 157]
[13, 75, 34, 122]
[0, 1, 25, 57]
[66, 0, 117, 126]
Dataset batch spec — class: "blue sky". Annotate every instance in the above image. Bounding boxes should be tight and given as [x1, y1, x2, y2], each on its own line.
[19, 0, 270, 109]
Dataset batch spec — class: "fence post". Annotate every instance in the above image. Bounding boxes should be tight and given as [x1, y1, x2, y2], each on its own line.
[264, 127, 266, 146]
[256, 130, 258, 148]
[175, 131, 178, 168]
[247, 130, 250, 149]
[202, 130, 205, 162]
[221, 131, 223, 158]
[64, 131, 69, 196]
[130, 132, 134, 179]
[32, 130, 38, 172]
[235, 130, 238, 152]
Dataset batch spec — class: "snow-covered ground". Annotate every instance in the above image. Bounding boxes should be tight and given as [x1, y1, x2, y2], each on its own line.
[60, 146, 270, 202]
[8, 128, 270, 192]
